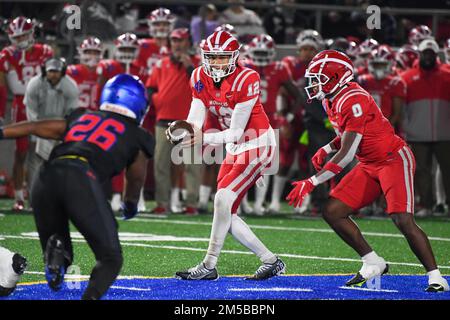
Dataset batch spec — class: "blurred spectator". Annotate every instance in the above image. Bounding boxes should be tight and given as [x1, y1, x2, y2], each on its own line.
[173, 6, 192, 30]
[145, 28, 201, 215]
[24, 58, 79, 190]
[262, 2, 287, 44]
[220, 0, 265, 43]
[115, 3, 139, 33]
[401, 39, 450, 217]
[190, 4, 220, 46]
[321, 11, 354, 40]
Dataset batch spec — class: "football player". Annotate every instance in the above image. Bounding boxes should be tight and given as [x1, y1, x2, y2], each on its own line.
[97, 32, 149, 212]
[67, 37, 103, 110]
[174, 31, 285, 280]
[395, 44, 419, 71]
[354, 38, 379, 76]
[0, 74, 154, 299]
[245, 34, 301, 215]
[0, 246, 27, 297]
[286, 49, 449, 292]
[409, 25, 434, 47]
[0, 16, 53, 211]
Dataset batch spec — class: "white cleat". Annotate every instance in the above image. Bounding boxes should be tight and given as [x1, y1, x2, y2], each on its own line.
[110, 193, 121, 212]
[427, 277, 450, 292]
[267, 202, 280, 214]
[294, 194, 311, 215]
[253, 204, 265, 216]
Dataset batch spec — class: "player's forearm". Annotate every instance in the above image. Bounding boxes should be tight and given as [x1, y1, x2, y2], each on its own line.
[311, 132, 362, 186]
[0, 120, 66, 140]
[124, 153, 148, 204]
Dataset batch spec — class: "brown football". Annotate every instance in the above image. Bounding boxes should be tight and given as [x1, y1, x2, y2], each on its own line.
[167, 120, 194, 144]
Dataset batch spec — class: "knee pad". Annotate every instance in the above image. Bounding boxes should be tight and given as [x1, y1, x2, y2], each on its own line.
[214, 188, 237, 214]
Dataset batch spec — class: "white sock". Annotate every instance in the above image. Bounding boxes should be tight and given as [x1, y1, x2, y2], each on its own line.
[203, 189, 235, 269]
[427, 269, 442, 281]
[199, 185, 212, 206]
[15, 190, 24, 201]
[362, 251, 382, 264]
[229, 215, 277, 264]
[171, 188, 180, 205]
[181, 189, 188, 201]
[435, 166, 446, 204]
[255, 176, 269, 208]
[271, 175, 288, 206]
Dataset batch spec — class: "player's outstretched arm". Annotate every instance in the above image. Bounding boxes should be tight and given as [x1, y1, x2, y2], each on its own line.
[0, 119, 67, 141]
[287, 131, 361, 208]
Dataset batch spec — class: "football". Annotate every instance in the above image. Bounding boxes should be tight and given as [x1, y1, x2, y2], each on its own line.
[167, 120, 194, 144]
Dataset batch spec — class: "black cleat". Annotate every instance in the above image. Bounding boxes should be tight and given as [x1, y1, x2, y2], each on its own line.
[346, 263, 389, 287]
[45, 235, 69, 291]
[175, 263, 219, 280]
[246, 257, 286, 280]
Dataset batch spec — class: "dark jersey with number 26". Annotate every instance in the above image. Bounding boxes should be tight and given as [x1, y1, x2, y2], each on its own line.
[49, 108, 154, 182]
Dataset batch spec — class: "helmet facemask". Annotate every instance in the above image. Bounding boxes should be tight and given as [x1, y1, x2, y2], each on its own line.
[201, 50, 239, 83]
[249, 48, 275, 67]
[10, 30, 34, 50]
[115, 47, 138, 64]
[79, 49, 102, 68]
[149, 21, 173, 38]
[368, 60, 392, 80]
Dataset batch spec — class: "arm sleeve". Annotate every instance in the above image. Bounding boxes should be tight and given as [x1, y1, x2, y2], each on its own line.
[186, 97, 207, 129]
[203, 97, 257, 145]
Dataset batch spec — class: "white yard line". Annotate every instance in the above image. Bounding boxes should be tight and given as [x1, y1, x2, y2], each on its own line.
[339, 286, 398, 293]
[130, 218, 450, 242]
[110, 286, 152, 292]
[229, 287, 313, 292]
[3, 234, 450, 271]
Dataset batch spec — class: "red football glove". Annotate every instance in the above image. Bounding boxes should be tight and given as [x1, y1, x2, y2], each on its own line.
[311, 147, 328, 171]
[286, 178, 316, 208]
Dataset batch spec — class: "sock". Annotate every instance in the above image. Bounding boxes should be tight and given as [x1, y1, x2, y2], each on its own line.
[199, 185, 212, 206]
[203, 189, 235, 269]
[270, 175, 288, 206]
[171, 188, 180, 205]
[427, 269, 442, 281]
[15, 190, 24, 202]
[138, 189, 146, 209]
[361, 251, 382, 264]
[181, 189, 187, 201]
[254, 176, 269, 208]
[229, 215, 277, 264]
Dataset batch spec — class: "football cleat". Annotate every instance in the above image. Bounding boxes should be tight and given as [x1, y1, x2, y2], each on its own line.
[246, 257, 286, 280]
[0, 253, 27, 297]
[346, 263, 389, 287]
[45, 235, 69, 291]
[184, 206, 199, 216]
[175, 263, 219, 280]
[426, 277, 449, 292]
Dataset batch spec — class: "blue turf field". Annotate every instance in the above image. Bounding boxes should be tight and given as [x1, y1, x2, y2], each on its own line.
[4, 275, 450, 300]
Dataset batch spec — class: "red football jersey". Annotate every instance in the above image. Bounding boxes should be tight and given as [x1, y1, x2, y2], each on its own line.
[67, 64, 99, 110]
[282, 56, 307, 88]
[190, 65, 270, 135]
[96, 59, 148, 102]
[0, 43, 53, 95]
[323, 82, 405, 164]
[244, 61, 292, 115]
[357, 73, 406, 119]
[136, 38, 170, 74]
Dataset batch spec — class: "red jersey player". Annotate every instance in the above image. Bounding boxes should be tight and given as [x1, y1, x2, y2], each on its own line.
[245, 34, 301, 215]
[0, 16, 53, 211]
[286, 49, 449, 292]
[354, 38, 379, 76]
[174, 31, 285, 281]
[136, 7, 173, 73]
[97, 33, 149, 212]
[67, 37, 103, 110]
[358, 45, 405, 127]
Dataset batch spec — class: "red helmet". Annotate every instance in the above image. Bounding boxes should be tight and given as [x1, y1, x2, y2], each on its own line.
[200, 31, 240, 82]
[247, 34, 276, 67]
[444, 38, 450, 64]
[147, 7, 175, 38]
[114, 33, 139, 64]
[409, 25, 433, 46]
[7, 16, 35, 50]
[368, 45, 395, 79]
[305, 50, 354, 100]
[214, 24, 238, 38]
[357, 38, 379, 58]
[78, 37, 103, 67]
[395, 44, 419, 70]
[346, 40, 359, 60]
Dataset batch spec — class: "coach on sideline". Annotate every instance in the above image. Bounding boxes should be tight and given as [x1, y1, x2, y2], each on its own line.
[24, 57, 79, 190]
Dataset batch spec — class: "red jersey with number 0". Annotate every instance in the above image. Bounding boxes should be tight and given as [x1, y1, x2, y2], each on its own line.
[323, 82, 405, 164]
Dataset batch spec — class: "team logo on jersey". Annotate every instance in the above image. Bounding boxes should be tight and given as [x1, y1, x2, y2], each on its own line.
[194, 80, 204, 93]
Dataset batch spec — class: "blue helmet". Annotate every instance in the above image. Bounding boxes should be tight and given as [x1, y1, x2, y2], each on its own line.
[99, 74, 148, 124]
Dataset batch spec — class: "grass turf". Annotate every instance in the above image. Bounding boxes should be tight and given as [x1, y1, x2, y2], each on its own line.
[0, 199, 449, 285]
